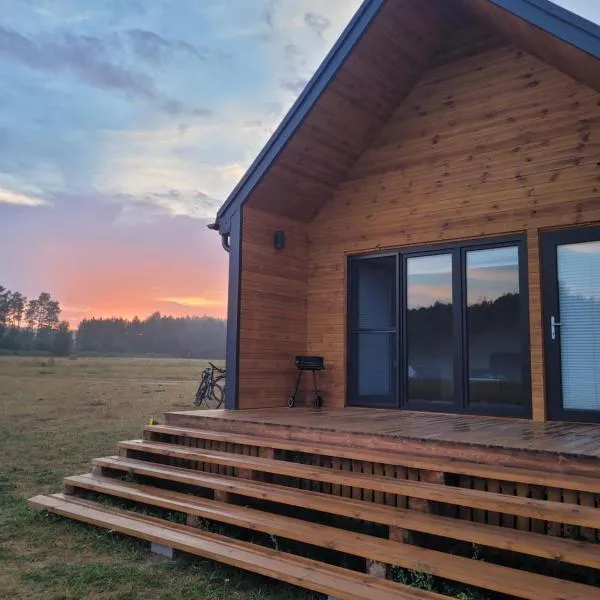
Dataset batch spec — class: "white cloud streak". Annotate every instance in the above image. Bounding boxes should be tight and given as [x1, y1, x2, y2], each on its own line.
[0, 187, 47, 206]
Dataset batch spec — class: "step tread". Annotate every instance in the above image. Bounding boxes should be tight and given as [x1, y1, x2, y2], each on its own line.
[65, 473, 600, 600]
[93, 455, 600, 569]
[27, 493, 444, 600]
[145, 424, 600, 494]
[118, 439, 600, 528]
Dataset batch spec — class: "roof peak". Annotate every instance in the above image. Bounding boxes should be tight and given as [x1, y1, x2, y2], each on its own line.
[214, 0, 600, 231]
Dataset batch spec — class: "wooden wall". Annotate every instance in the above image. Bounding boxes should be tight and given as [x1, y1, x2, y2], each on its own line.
[237, 31, 600, 417]
[237, 207, 309, 408]
[306, 43, 600, 421]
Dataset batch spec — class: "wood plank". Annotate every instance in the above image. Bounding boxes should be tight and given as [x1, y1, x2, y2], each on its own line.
[92, 456, 600, 569]
[146, 425, 600, 494]
[116, 441, 600, 529]
[28, 494, 437, 600]
[486, 479, 501, 526]
[547, 487, 564, 537]
[461, 0, 600, 92]
[473, 478, 486, 523]
[61, 475, 600, 600]
[516, 484, 531, 531]
[500, 482, 517, 529]
[580, 492, 598, 542]
[458, 476, 473, 522]
[530, 485, 546, 534]
[563, 489, 579, 539]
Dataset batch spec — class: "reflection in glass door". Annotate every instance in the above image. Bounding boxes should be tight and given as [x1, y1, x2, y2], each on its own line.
[466, 246, 525, 408]
[542, 227, 600, 421]
[347, 236, 529, 415]
[348, 255, 397, 407]
[405, 253, 456, 408]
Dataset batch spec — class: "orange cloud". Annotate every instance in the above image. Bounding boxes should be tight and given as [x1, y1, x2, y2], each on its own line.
[156, 296, 224, 308]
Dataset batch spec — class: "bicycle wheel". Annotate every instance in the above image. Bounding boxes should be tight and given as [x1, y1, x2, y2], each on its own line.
[206, 381, 225, 409]
[194, 379, 209, 407]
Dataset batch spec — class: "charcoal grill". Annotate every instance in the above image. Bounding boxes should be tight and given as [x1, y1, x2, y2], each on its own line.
[288, 356, 324, 408]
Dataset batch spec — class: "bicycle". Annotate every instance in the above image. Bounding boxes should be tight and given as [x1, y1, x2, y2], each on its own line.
[194, 362, 226, 409]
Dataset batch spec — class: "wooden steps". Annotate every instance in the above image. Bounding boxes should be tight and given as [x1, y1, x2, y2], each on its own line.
[29, 420, 600, 598]
[119, 438, 600, 528]
[145, 424, 600, 493]
[91, 455, 600, 569]
[61, 472, 600, 600]
[28, 493, 442, 600]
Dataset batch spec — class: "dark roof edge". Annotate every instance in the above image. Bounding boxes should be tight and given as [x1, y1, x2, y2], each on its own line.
[214, 0, 600, 229]
[214, 0, 385, 228]
[491, 0, 600, 58]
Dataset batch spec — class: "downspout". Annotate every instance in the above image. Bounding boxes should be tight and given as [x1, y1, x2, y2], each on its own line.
[208, 211, 241, 410]
[207, 222, 230, 253]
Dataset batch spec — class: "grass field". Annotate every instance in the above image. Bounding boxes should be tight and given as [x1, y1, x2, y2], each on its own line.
[0, 356, 317, 600]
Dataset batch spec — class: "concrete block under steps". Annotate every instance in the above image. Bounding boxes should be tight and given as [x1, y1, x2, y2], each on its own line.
[151, 542, 174, 559]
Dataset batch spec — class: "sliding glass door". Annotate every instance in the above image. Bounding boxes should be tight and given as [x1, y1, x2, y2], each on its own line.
[347, 236, 530, 416]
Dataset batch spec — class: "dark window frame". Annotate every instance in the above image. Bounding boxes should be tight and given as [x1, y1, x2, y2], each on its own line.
[347, 235, 531, 417]
[401, 248, 461, 413]
[347, 254, 398, 408]
[542, 225, 600, 423]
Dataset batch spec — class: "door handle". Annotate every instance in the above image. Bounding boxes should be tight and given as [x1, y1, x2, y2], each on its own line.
[551, 315, 561, 340]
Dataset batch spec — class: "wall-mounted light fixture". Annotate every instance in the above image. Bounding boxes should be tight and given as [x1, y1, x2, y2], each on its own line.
[274, 230, 286, 250]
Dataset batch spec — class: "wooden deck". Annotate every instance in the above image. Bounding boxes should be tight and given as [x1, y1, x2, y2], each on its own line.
[30, 407, 600, 598]
[167, 408, 600, 460]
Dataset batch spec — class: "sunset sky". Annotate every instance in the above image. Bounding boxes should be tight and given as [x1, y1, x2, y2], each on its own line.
[0, 0, 598, 325]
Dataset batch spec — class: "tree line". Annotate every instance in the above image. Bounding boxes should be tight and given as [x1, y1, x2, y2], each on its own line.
[77, 313, 226, 358]
[0, 283, 226, 358]
[0, 286, 72, 355]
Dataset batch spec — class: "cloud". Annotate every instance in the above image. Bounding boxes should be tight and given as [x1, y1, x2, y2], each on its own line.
[263, 1, 277, 29]
[304, 12, 331, 38]
[284, 42, 301, 60]
[0, 26, 196, 114]
[161, 98, 185, 115]
[0, 27, 152, 96]
[123, 189, 221, 220]
[192, 107, 213, 117]
[43, 187, 221, 223]
[280, 77, 308, 94]
[125, 29, 207, 64]
[0, 187, 47, 206]
[157, 296, 224, 308]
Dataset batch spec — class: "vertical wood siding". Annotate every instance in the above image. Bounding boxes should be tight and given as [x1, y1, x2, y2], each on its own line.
[306, 44, 600, 421]
[238, 207, 309, 408]
[238, 38, 600, 417]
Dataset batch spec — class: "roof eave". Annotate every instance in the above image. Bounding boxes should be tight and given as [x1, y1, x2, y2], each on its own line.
[213, 0, 385, 230]
[492, 0, 600, 59]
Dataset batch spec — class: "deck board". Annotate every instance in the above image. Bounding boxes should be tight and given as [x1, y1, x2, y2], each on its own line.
[167, 408, 600, 459]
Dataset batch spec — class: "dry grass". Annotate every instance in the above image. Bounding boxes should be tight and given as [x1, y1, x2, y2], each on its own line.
[0, 356, 317, 600]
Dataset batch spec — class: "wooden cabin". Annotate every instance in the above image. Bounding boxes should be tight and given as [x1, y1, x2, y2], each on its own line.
[30, 1, 600, 598]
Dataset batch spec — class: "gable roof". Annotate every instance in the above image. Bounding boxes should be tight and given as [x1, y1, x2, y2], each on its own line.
[213, 0, 600, 233]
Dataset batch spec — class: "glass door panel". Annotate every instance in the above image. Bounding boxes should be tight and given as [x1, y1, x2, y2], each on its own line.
[405, 253, 455, 406]
[466, 246, 525, 408]
[356, 332, 396, 398]
[348, 255, 397, 407]
[557, 241, 600, 411]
